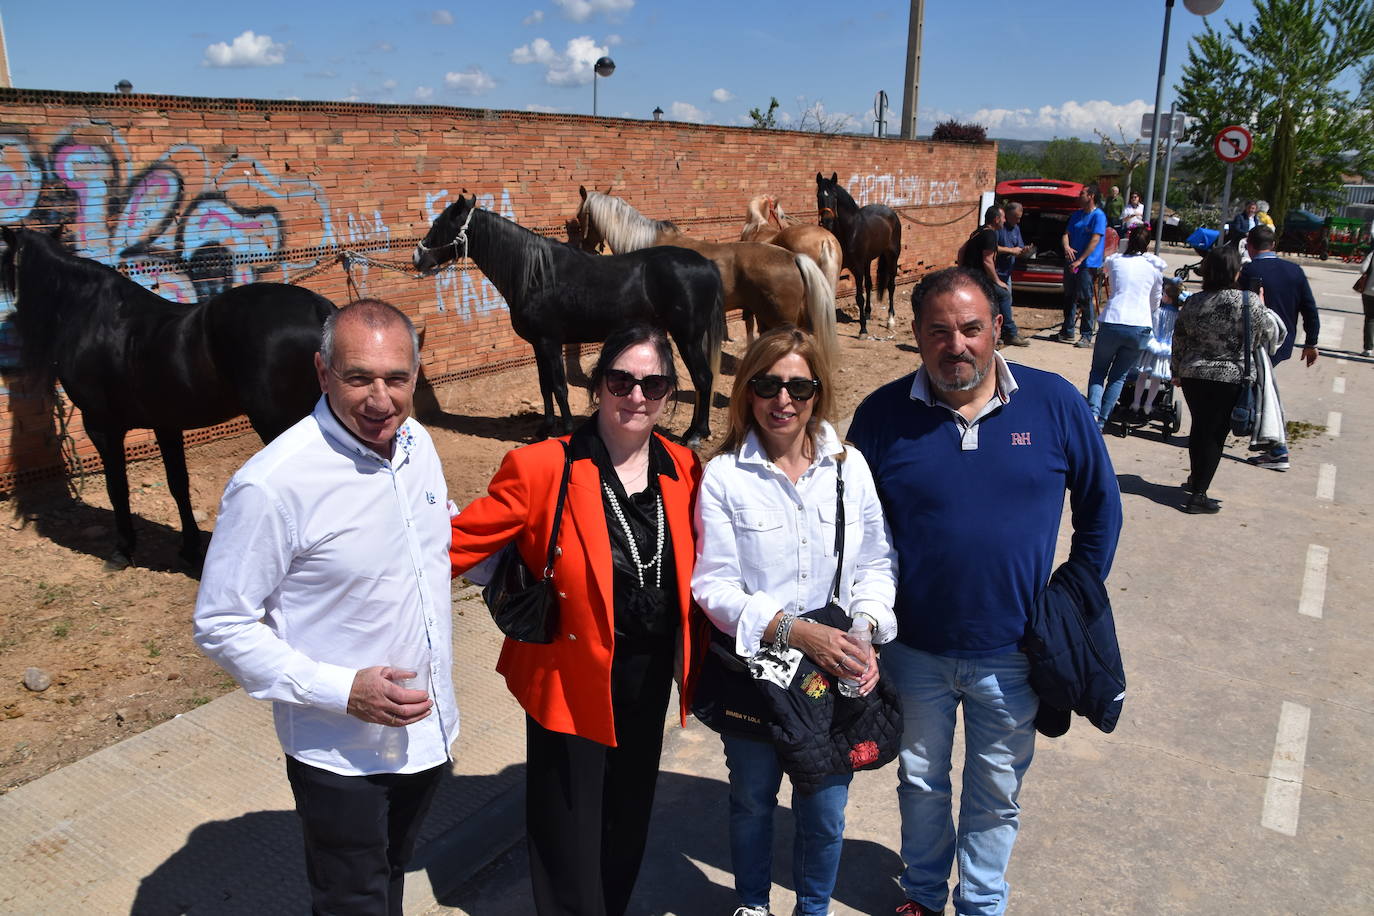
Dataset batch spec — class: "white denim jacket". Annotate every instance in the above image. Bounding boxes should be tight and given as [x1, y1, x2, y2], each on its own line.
[691, 421, 898, 657]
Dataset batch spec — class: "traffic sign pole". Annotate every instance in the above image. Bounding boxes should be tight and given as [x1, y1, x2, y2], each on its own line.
[1219, 162, 1234, 239]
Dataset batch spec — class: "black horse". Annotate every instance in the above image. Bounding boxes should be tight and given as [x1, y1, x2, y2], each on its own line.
[412, 194, 726, 445]
[0, 227, 336, 570]
[815, 172, 902, 337]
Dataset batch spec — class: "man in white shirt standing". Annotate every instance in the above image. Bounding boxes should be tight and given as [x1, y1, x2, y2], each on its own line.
[194, 298, 456, 916]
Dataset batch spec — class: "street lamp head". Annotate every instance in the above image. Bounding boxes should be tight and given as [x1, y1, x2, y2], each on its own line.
[115, 79, 133, 94]
[594, 57, 616, 78]
[1182, 0, 1223, 14]
[652, 106, 663, 121]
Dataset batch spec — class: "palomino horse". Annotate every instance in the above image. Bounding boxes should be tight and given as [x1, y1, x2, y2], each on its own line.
[414, 193, 726, 445]
[569, 187, 837, 370]
[815, 172, 902, 337]
[0, 226, 335, 570]
[740, 195, 842, 298]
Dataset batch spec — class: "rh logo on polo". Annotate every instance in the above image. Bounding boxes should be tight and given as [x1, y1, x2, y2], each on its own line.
[1011, 432, 1033, 446]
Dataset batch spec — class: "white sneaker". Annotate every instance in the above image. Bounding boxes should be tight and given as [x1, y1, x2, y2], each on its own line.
[1362, 349, 1373, 357]
[732, 907, 772, 916]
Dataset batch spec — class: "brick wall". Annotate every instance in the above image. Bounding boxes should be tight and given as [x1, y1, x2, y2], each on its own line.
[0, 88, 995, 485]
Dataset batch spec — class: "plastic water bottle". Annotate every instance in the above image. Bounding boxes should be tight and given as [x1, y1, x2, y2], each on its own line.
[838, 619, 871, 698]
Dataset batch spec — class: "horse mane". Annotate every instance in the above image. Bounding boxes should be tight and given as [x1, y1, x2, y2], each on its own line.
[3, 229, 147, 391]
[462, 207, 556, 306]
[582, 191, 677, 253]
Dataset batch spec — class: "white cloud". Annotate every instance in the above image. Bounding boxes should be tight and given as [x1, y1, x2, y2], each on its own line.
[523, 10, 545, 25]
[511, 35, 608, 86]
[964, 98, 1152, 140]
[445, 67, 497, 94]
[605, 33, 622, 45]
[374, 40, 396, 52]
[415, 86, 435, 100]
[669, 101, 709, 123]
[525, 103, 564, 113]
[711, 88, 734, 103]
[431, 9, 454, 25]
[382, 79, 398, 90]
[553, 0, 634, 23]
[203, 30, 286, 68]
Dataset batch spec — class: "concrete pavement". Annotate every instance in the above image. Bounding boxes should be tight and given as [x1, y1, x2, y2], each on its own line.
[1, 248, 1370, 915]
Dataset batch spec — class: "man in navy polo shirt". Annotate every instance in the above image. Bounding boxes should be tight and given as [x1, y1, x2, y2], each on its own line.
[1059, 185, 1107, 348]
[851, 267, 1121, 916]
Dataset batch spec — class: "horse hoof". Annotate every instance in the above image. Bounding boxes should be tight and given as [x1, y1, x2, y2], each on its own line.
[683, 435, 705, 449]
[104, 553, 132, 572]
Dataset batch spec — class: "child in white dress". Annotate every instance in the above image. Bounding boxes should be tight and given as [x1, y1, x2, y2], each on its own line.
[1130, 277, 1184, 420]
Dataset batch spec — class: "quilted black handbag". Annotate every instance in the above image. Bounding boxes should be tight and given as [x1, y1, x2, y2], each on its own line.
[481, 443, 571, 644]
[1229, 290, 1261, 437]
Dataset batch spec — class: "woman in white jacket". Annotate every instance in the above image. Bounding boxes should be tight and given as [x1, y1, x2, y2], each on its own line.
[692, 325, 898, 916]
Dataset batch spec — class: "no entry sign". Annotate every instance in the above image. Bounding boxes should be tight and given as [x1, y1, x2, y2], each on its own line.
[1213, 125, 1253, 163]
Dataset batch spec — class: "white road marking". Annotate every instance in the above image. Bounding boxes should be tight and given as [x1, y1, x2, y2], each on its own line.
[1332, 377, 1346, 394]
[1316, 464, 1336, 501]
[1261, 701, 1311, 837]
[1318, 315, 1346, 349]
[1326, 411, 1342, 437]
[1326, 293, 1360, 300]
[1298, 544, 1329, 618]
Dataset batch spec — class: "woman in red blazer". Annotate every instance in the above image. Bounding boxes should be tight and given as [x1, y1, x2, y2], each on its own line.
[450, 324, 704, 916]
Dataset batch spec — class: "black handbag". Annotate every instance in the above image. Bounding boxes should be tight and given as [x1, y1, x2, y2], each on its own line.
[481, 443, 571, 644]
[1229, 290, 1260, 437]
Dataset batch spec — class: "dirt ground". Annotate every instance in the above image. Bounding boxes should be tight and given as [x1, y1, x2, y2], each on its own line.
[0, 295, 1067, 792]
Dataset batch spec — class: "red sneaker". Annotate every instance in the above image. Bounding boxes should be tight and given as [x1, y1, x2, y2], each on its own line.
[895, 902, 943, 916]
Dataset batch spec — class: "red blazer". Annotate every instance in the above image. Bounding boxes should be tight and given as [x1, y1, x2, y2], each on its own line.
[450, 432, 705, 747]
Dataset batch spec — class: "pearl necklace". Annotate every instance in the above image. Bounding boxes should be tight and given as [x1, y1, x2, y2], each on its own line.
[603, 480, 664, 588]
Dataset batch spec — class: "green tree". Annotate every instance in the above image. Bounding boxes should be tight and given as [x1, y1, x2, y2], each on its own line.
[748, 97, 779, 129]
[1174, 0, 1374, 227]
[996, 149, 1040, 183]
[1038, 138, 1103, 184]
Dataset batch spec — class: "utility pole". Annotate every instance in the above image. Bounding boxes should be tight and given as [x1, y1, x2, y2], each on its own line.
[899, 0, 925, 139]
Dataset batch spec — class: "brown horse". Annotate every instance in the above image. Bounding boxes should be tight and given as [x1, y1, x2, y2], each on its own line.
[741, 195, 842, 297]
[816, 172, 902, 337]
[570, 187, 837, 368]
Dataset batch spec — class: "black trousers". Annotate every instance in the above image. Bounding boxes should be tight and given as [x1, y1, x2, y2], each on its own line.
[285, 756, 444, 916]
[525, 643, 675, 916]
[1180, 376, 1242, 494]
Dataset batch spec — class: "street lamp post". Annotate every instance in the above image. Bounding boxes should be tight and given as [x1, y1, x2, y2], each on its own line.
[1143, 0, 1222, 242]
[592, 56, 615, 116]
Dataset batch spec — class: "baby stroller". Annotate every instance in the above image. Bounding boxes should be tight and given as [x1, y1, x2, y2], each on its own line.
[1106, 368, 1182, 437]
[1174, 226, 1221, 283]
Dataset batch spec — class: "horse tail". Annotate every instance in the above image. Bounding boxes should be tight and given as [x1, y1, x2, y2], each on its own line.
[815, 235, 842, 298]
[795, 254, 838, 371]
[705, 282, 726, 383]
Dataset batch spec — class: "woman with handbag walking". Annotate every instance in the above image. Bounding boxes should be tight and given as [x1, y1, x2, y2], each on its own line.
[691, 326, 898, 916]
[1171, 246, 1282, 514]
[449, 324, 705, 916]
[1356, 247, 1374, 357]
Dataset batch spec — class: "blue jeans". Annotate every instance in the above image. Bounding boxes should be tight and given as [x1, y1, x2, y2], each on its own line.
[994, 274, 1019, 338]
[883, 642, 1039, 916]
[1061, 265, 1097, 340]
[1086, 322, 1152, 427]
[721, 734, 853, 916]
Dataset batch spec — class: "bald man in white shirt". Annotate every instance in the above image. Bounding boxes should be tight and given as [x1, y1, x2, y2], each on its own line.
[194, 298, 456, 916]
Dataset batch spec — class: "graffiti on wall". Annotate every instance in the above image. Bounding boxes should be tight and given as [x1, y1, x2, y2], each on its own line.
[0, 124, 339, 307]
[847, 171, 963, 208]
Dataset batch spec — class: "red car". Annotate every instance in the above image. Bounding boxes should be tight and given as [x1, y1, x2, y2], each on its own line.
[996, 179, 1119, 294]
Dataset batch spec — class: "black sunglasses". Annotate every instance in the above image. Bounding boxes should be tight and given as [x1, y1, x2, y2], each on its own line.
[604, 369, 672, 400]
[748, 375, 821, 401]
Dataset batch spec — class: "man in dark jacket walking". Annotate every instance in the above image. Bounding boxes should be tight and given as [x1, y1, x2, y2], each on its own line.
[1240, 225, 1320, 471]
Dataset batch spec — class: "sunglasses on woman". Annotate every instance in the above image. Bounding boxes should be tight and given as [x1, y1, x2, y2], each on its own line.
[747, 375, 821, 401]
[604, 369, 673, 400]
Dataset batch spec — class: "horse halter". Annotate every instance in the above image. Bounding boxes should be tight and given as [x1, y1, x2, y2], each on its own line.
[416, 204, 477, 262]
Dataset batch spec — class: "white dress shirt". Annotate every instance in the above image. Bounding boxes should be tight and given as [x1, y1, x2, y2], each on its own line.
[1100, 252, 1165, 327]
[194, 397, 458, 776]
[692, 420, 898, 656]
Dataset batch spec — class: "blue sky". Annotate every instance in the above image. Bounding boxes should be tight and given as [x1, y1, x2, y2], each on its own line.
[2, 1, 1254, 141]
